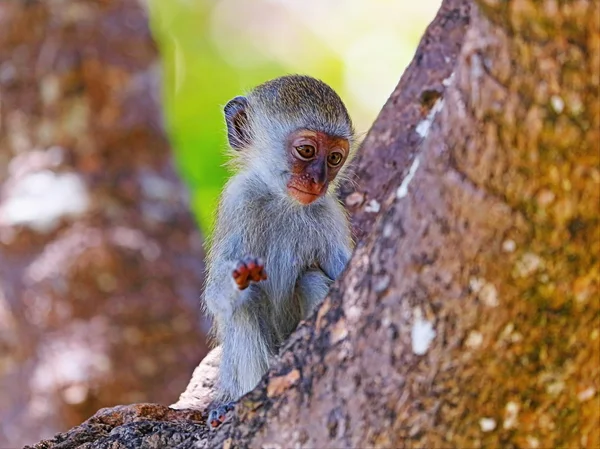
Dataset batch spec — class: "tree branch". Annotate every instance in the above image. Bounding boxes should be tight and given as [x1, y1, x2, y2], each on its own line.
[28, 0, 599, 447]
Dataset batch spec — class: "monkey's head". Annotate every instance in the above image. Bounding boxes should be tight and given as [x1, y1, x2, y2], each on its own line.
[224, 75, 355, 206]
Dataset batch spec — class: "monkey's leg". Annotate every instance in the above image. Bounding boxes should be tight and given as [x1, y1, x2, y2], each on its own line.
[209, 311, 272, 427]
[296, 269, 333, 319]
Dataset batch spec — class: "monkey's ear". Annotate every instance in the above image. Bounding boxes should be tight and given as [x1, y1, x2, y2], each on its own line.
[224, 96, 251, 150]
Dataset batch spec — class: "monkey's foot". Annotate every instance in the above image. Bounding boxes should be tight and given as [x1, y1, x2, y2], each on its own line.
[232, 256, 267, 290]
[208, 402, 235, 428]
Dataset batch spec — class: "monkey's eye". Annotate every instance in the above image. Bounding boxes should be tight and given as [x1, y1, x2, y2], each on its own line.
[295, 145, 316, 159]
[327, 152, 344, 167]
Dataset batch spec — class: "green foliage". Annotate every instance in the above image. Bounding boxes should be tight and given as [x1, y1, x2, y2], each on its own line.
[149, 1, 261, 233]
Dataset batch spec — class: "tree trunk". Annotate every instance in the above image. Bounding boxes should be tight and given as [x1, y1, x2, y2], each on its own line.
[26, 0, 599, 448]
[0, 1, 208, 447]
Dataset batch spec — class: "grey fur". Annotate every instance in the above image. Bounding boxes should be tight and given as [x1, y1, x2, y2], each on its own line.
[204, 75, 354, 403]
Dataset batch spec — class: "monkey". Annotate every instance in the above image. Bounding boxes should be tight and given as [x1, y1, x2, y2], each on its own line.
[203, 75, 355, 428]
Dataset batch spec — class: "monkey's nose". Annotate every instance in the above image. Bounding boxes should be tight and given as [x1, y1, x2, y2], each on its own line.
[309, 164, 328, 186]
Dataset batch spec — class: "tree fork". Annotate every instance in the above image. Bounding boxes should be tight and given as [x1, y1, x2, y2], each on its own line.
[28, 0, 599, 448]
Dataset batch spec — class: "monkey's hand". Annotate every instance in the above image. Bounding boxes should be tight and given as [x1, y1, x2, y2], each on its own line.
[232, 256, 267, 290]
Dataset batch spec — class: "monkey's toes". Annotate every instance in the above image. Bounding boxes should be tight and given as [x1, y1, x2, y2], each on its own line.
[232, 256, 267, 290]
[208, 409, 220, 428]
[208, 402, 235, 428]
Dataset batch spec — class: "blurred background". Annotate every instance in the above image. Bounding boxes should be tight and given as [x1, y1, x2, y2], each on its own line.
[149, 0, 442, 233]
[0, 0, 440, 447]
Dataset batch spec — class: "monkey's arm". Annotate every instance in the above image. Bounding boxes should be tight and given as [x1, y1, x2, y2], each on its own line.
[297, 269, 332, 318]
[204, 180, 269, 321]
[298, 240, 352, 319]
[204, 256, 266, 322]
[320, 243, 352, 281]
[317, 200, 353, 281]
[204, 262, 247, 321]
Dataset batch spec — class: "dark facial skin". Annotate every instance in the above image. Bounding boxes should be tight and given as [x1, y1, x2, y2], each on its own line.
[286, 129, 349, 205]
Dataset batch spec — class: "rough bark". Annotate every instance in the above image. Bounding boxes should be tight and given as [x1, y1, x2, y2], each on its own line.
[26, 0, 599, 448]
[0, 1, 208, 447]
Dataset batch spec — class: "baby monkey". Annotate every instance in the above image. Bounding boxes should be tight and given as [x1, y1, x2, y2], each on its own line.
[204, 75, 354, 427]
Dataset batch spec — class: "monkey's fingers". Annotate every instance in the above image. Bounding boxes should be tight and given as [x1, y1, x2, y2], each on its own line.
[208, 409, 221, 428]
[207, 403, 235, 429]
[248, 267, 265, 283]
[216, 405, 228, 421]
[233, 275, 250, 290]
[232, 268, 244, 282]
[247, 257, 267, 282]
[243, 258, 262, 279]
[233, 257, 267, 289]
[218, 402, 235, 421]
[232, 262, 251, 290]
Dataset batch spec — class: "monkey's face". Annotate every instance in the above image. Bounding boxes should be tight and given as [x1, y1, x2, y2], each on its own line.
[285, 129, 349, 205]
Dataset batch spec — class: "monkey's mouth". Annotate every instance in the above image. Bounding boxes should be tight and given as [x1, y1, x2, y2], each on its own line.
[288, 186, 323, 205]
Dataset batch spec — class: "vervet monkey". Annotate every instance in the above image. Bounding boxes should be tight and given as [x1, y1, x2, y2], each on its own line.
[204, 75, 355, 427]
